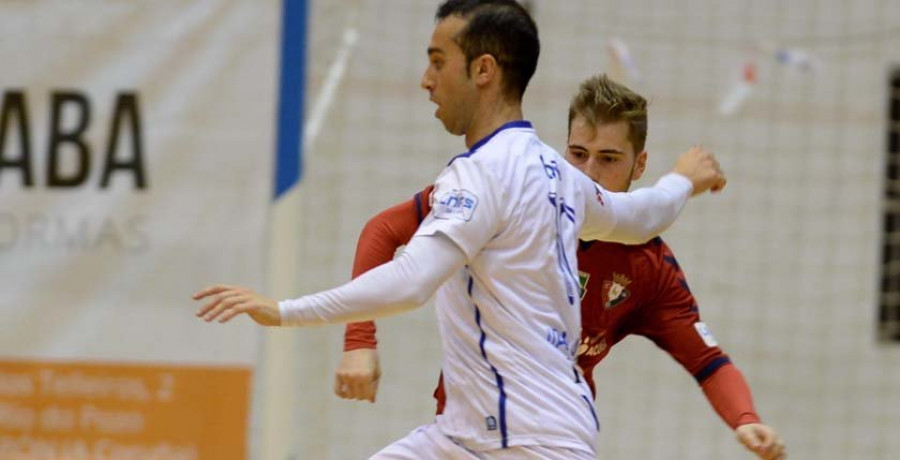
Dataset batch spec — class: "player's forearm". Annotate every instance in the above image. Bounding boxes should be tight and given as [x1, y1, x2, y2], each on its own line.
[585, 173, 692, 244]
[700, 363, 761, 429]
[280, 235, 465, 326]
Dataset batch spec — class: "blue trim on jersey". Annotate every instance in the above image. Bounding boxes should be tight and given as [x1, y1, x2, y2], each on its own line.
[273, 0, 308, 198]
[470, 276, 509, 448]
[573, 366, 581, 383]
[447, 120, 533, 165]
[663, 255, 681, 271]
[548, 193, 578, 305]
[555, 232, 577, 305]
[547, 194, 576, 224]
[447, 151, 472, 166]
[580, 395, 600, 431]
[469, 120, 532, 152]
[414, 191, 425, 223]
[693, 356, 731, 383]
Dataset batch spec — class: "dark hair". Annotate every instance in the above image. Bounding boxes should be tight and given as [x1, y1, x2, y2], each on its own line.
[436, 0, 539, 101]
[568, 74, 648, 153]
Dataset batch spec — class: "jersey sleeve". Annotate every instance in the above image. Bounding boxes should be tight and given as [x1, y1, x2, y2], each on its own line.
[343, 185, 434, 351]
[279, 232, 467, 325]
[700, 363, 761, 429]
[580, 172, 693, 244]
[635, 242, 760, 429]
[414, 158, 502, 261]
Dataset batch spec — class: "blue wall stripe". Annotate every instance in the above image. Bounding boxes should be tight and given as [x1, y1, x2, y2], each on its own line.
[274, 0, 308, 199]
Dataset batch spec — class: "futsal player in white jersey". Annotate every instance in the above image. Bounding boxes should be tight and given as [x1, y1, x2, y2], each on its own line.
[194, 1, 726, 458]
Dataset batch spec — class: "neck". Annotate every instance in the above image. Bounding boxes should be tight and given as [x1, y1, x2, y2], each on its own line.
[464, 96, 524, 149]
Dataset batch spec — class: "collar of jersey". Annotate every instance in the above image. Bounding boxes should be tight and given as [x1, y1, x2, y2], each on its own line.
[447, 120, 533, 165]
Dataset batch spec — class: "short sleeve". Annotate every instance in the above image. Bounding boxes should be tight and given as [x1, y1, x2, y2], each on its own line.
[414, 158, 501, 261]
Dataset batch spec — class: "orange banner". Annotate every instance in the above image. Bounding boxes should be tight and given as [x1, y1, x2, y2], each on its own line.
[0, 360, 251, 460]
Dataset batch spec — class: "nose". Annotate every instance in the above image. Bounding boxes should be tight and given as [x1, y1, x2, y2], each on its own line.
[587, 157, 603, 173]
[420, 69, 433, 91]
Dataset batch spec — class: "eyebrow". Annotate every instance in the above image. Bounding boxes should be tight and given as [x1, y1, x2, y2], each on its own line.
[427, 47, 444, 56]
[568, 144, 626, 155]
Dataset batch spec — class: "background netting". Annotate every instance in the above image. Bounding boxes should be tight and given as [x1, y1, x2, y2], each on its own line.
[284, 1, 900, 458]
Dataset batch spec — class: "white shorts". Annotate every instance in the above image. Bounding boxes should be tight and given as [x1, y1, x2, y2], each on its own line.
[370, 423, 594, 460]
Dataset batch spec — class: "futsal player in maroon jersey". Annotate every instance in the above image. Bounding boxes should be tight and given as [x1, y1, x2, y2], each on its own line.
[337, 74, 786, 460]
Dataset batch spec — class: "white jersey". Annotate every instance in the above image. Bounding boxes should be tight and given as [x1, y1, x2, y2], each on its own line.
[413, 121, 691, 453]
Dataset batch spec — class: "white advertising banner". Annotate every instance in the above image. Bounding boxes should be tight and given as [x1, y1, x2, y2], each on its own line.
[0, 2, 288, 458]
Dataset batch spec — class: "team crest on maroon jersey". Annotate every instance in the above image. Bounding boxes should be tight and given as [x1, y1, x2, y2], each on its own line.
[602, 273, 631, 308]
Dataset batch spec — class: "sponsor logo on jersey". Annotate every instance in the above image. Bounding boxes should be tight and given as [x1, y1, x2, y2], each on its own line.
[433, 189, 478, 221]
[578, 270, 590, 300]
[546, 327, 573, 355]
[577, 332, 607, 357]
[602, 273, 631, 308]
[694, 322, 718, 347]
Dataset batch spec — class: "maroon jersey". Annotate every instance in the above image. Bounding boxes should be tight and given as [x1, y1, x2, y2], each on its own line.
[347, 190, 761, 429]
[576, 237, 729, 396]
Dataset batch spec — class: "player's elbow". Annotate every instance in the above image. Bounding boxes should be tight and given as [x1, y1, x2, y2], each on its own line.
[395, 277, 434, 306]
[615, 230, 662, 245]
[359, 214, 396, 245]
[376, 291, 428, 316]
[374, 263, 433, 310]
[583, 225, 664, 245]
[409, 289, 433, 307]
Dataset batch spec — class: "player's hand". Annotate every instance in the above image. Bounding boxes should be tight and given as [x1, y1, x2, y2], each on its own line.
[673, 146, 727, 196]
[334, 348, 381, 403]
[735, 423, 786, 460]
[193, 285, 281, 326]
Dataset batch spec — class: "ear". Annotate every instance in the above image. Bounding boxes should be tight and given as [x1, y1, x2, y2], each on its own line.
[632, 150, 648, 181]
[471, 54, 498, 87]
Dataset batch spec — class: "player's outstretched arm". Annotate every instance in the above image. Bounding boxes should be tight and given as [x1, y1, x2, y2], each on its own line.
[638, 242, 783, 459]
[581, 146, 726, 244]
[193, 232, 465, 326]
[736, 423, 787, 460]
[194, 285, 280, 325]
[282, 233, 464, 324]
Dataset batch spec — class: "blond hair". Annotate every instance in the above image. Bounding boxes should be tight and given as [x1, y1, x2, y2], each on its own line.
[567, 74, 648, 152]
